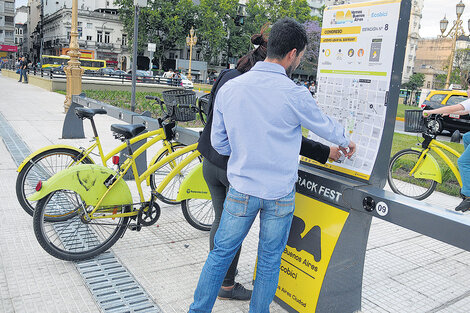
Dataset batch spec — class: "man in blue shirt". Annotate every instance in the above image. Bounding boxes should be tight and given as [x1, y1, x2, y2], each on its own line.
[189, 18, 355, 313]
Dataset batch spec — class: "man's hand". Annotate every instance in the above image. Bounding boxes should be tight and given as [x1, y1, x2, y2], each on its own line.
[328, 146, 342, 161]
[339, 141, 356, 159]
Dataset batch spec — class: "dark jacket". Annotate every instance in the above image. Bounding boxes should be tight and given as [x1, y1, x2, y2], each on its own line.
[197, 69, 331, 170]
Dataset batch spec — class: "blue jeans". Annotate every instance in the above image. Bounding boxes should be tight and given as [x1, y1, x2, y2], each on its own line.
[189, 186, 295, 313]
[458, 132, 470, 196]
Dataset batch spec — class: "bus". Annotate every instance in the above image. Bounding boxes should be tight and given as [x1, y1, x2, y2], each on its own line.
[41, 55, 106, 71]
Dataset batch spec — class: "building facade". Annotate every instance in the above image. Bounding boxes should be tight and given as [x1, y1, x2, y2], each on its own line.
[15, 5, 28, 58]
[401, 0, 424, 82]
[0, 0, 16, 60]
[414, 38, 453, 89]
[307, 0, 325, 18]
[41, 7, 129, 69]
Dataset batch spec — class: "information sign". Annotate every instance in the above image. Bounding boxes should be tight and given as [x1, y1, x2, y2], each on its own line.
[306, 0, 402, 181]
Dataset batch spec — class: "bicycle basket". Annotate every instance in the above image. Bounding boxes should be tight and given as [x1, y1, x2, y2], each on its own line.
[198, 93, 211, 115]
[404, 109, 425, 133]
[162, 89, 197, 122]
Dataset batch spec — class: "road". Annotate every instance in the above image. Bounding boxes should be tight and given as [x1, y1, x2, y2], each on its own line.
[394, 120, 455, 142]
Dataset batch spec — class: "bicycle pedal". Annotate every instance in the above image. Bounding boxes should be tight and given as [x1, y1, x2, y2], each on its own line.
[128, 223, 142, 231]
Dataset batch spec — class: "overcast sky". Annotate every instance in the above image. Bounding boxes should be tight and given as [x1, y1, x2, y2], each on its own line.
[13, 0, 470, 39]
[420, 0, 470, 38]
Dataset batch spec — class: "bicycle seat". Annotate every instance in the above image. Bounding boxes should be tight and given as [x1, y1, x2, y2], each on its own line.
[111, 124, 146, 140]
[75, 107, 107, 119]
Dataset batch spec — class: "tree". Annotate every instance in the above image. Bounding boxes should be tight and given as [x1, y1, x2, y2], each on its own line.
[301, 20, 321, 72]
[115, 0, 197, 69]
[196, 0, 245, 65]
[244, 0, 313, 37]
[402, 73, 424, 105]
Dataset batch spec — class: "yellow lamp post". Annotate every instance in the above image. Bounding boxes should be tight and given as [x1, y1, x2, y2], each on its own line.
[439, 0, 470, 89]
[186, 27, 197, 81]
[63, 0, 84, 112]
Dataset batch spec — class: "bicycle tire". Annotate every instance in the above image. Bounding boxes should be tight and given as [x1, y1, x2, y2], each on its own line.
[197, 94, 210, 126]
[388, 149, 438, 200]
[33, 189, 129, 261]
[149, 143, 202, 205]
[181, 198, 214, 231]
[16, 147, 93, 217]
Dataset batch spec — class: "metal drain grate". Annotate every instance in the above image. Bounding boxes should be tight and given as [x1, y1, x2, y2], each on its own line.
[0, 113, 162, 313]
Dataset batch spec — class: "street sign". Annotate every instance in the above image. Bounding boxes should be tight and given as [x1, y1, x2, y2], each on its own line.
[148, 43, 156, 52]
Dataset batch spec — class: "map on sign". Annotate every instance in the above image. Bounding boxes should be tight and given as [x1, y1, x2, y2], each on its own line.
[306, 0, 402, 180]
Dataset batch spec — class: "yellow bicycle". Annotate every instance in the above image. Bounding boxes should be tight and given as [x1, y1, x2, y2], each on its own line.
[29, 102, 213, 261]
[388, 111, 462, 200]
[16, 101, 185, 217]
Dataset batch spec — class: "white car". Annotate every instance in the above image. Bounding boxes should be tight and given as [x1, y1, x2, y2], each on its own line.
[180, 74, 194, 89]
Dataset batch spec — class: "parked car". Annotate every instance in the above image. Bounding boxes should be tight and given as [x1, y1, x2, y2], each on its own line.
[421, 89, 469, 134]
[97, 68, 115, 76]
[127, 70, 153, 82]
[179, 74, 194, 89]
[113, 69, 127, 76]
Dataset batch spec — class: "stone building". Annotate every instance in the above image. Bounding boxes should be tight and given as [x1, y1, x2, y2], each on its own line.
[0, 0, 16, 60]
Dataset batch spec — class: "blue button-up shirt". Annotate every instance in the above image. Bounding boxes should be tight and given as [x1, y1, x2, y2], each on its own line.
[211, 61, 350, 199]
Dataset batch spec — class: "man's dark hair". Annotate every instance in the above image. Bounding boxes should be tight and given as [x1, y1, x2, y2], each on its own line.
[267, 18, 308, 59]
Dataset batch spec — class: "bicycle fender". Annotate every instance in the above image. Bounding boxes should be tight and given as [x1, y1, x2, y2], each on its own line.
[176, 162, 211, 201]
[145, 142, 183, 186]
[27, 164, 132, 206]
[411, 148, 442, 183]
[17, 145, 94, 172]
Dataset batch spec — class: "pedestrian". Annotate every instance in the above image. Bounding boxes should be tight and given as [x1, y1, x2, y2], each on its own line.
[309, 81, 316, 95]
[18, 57, 28, 83]
[196, 25, 343, 304]
[189, 17, 355, 313]
[423, 84, 470, 212]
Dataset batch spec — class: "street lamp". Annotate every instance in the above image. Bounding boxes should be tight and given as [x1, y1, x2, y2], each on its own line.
[439, 0, 470, 89]
[63, 0, 84, 112]
[186, 27, 197, 81]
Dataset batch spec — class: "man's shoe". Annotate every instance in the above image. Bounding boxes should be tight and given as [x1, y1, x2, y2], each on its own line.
[455, 197, 470, 212]
[217, 282, 252, 300]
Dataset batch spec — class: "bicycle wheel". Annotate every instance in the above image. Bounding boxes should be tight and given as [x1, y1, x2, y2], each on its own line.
[33, 189, 129, 261]
[149, 143, 202, 205]
[388, 149, 438, 200]
[181, 198, 214, 231]
[16, 148, 93, 217]
[197, 94, 210, 126]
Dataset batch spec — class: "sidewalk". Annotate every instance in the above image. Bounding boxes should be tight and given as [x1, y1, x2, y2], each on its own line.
[1, 73, 470, 313]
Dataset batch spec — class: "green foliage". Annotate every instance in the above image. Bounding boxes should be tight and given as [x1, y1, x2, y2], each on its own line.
[114, 0, 197, 68]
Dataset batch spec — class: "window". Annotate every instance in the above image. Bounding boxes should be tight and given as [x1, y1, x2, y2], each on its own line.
[86, 35, 92, 41]
[121, 34, 127, 46]
[104, 32, 110, 43]
[407, 66, 411, 73]
[97, 30, 103, 43]
[87, 23, 93, 29]
[427, 81, 430, 88]
[429, 94, 447, 103]
[78, 21, 82, 26]
[447, 95, 468, 105]
[169, 52, 175, 59]
[5, 16, 14, 23]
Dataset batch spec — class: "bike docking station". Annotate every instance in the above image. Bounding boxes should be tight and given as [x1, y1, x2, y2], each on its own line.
[272, 0, 470, 312]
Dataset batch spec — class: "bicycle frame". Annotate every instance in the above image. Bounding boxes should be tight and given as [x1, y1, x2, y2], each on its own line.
[87, 137, 200, 220]
[410, 139, 462, 187]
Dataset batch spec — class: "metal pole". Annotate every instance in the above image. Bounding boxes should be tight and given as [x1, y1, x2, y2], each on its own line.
[445, 20, 460, 89]
[131, 4, 139, 112]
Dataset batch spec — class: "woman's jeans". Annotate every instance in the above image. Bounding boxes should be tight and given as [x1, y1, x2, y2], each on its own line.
[202, 158, 240, 286]
[189, 186, 295, 313]
[458, 132, 470, 196]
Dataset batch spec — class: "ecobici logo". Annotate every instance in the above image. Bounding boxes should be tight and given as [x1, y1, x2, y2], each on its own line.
[370, 11, 388, 18]
[287, 216, 322, 262]
[186, 189, 208, 194]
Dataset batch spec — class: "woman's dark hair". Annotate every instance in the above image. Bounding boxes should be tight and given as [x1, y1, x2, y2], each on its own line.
[236, 24, 269, 73]
[267, 17, 308, 59]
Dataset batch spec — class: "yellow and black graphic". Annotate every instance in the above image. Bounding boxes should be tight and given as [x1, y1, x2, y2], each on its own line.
[275, 194, 349, 312]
